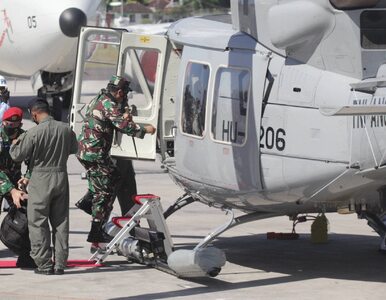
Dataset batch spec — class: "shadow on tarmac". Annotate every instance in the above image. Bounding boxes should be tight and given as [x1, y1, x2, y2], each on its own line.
[0, 248, 14, 259]
[10, 95, 35, 113]
[216, 233, 386, 282]
[108, 233, 386, 300]
[9, 96, 70, 122]
[64, 261, 145, 275]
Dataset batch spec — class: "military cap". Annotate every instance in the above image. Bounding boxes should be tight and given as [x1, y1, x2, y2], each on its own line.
[3, 107, 23, 122]
[108, 75, 131, 93]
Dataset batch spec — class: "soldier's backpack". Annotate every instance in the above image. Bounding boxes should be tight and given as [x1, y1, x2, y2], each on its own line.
[0, 205, 30, 255]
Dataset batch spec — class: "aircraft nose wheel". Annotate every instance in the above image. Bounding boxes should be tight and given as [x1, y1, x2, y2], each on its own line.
[208, 267, 221, 277]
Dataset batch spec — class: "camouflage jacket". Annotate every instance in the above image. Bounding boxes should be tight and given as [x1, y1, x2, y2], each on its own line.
[0, 127, 24, 196]
[77, 89, 146, 162]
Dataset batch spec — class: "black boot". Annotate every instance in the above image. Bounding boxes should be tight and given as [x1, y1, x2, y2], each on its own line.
[16, 254, 37, 269]
[87, 221, 113, 243]
[75, 191, 93, 215]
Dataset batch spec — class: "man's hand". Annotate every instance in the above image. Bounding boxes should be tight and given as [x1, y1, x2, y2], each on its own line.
[123, 112, 132, 121]
[17, 177, 29, 191]
[144, 125, 156, 135]
[10, 188, 25, 208]
[123, 106, 133, 121]
[130, 104, 138, 116]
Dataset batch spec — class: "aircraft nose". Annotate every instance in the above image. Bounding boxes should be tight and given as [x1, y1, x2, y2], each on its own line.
[59, 7, 87, 38]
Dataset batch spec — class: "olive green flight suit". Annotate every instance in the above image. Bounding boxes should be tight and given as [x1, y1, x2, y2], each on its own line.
[10, 116, 78, 270]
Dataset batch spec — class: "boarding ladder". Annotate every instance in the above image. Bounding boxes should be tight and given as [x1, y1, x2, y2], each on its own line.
[89, 194, 173, 264]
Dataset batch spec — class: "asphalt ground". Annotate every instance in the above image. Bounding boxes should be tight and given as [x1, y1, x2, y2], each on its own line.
[0, 79, 385, 299]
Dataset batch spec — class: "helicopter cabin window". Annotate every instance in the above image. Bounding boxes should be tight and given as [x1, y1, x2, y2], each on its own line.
[211, 67, 250, 145]
[181, 62, 209, 137]
[361, 10, 386, 49]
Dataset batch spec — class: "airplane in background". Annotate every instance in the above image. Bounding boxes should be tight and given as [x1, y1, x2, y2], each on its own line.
[0, 0, 104, 119]
[120, 22, 172, 35]
[71, 0, 386, 277]
[117, 21, 172, 92]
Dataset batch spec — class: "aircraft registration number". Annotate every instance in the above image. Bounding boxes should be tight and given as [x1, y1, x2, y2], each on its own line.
[260, 126, 286, 151]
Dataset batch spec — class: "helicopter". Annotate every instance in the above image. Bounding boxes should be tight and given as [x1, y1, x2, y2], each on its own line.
[70, 0, 386, 277]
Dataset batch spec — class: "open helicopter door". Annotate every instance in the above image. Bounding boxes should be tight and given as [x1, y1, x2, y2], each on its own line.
[70, 27, 124, 136]
[71, 27, 169, 160]
[110, 33, 169, 160]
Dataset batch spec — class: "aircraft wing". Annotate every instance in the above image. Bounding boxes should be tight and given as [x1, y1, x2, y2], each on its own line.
[349, 78, 386, 93]
[319, 105, 386, 116]
[354, 164, 386, 180]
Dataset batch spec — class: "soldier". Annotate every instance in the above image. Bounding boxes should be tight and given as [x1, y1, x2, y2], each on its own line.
[76, 75, 156, 244]
[10, 98, 78, 275]
[0, 107, 35, 268]
[0, 75, 10, 121]
[76, 158, 138, 216]
[0, 75, 10, 104]
[0, 107, 25, 206]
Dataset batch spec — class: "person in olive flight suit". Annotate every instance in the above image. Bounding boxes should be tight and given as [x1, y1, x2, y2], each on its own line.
[10, 99, 78, 275]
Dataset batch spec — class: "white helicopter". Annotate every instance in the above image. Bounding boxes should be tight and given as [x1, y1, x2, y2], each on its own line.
[0, 0, 104, 119]
[70, 0, 386, 277]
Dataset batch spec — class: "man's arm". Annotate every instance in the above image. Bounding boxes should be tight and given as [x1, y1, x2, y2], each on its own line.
[0, 171, 14, 196]
[0, 171, 25, 208]
[20, 163, 31, 189]
[10, 132, 33, 162]
[102, 100, 146, 138]
[70, 130, 78, 154]
[104, 100, 155, 138]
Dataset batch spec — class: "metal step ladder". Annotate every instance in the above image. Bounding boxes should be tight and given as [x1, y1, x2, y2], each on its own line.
[90, 194, 173, 264]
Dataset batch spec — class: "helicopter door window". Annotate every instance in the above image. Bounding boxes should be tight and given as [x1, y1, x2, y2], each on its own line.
[80, 33, 120, 104]
[361, 10, 386, 49]
[181, 62, 210, 137]
[122, 48, 160, 118]
[211, 67, 250, 145]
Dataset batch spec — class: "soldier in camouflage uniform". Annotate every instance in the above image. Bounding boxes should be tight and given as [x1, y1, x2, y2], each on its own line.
[0, 107, 36, 268]
[0, 108, 25, 206]
[77, 75, 156, 243]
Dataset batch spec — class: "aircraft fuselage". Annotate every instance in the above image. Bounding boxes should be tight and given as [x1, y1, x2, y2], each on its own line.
[164, 12, 386, 216]
[0, 0, 102, 76]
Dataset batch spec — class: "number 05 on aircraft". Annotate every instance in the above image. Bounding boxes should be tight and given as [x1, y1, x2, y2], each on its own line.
[71, 0, 386, 277]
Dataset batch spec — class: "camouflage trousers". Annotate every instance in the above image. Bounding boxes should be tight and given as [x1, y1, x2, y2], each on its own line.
[78, 157, 120, 222]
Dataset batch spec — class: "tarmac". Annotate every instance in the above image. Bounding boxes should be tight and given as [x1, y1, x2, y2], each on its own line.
[0, 79, 385, 300]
